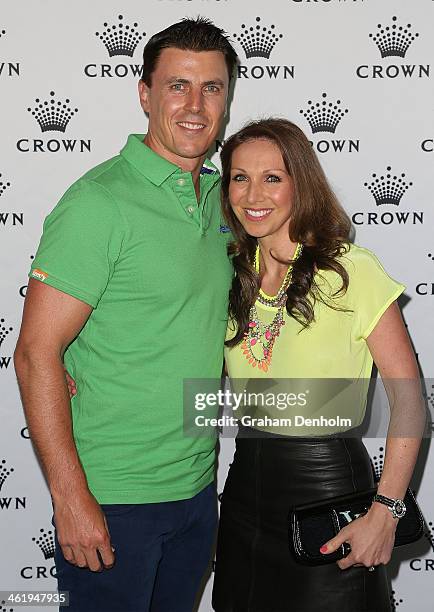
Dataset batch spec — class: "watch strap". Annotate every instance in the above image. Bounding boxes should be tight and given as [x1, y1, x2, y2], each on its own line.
[373, 494, 406, 518]
[373, 494, 394, 508]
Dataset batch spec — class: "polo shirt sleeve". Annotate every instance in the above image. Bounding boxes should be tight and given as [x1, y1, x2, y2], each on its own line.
[344, 246, 405, 341]
[29, 179, 124, 308]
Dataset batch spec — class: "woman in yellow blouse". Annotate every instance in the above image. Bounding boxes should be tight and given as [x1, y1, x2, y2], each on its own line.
[212, 118, 424, 612]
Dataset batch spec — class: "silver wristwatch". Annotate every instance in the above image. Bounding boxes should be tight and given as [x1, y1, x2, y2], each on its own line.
[373, 493, 407, 519]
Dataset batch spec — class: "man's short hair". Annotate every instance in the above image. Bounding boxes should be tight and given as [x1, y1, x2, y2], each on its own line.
[141, 16, 238, 86]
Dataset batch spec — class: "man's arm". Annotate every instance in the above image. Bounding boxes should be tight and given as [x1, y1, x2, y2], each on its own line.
[14, 279, 115, 571]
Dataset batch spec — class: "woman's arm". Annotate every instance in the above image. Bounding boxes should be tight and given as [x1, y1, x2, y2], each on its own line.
[321, 301, 425, 569]
[366, 301, 424, 502]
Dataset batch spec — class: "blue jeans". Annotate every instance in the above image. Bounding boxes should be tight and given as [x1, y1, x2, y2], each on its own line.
[54, 483, 217, 611]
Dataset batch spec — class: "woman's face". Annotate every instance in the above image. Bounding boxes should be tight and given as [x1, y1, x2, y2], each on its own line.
[228, 138, 294, 240]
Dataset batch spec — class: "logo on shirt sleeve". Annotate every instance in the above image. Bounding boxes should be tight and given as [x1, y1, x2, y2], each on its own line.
[31, 268, 48, 282]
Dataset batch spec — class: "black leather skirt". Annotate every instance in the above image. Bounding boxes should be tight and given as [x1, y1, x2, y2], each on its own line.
[212, 428, 391, 612]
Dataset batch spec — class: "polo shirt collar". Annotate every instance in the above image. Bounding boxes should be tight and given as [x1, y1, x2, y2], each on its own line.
[200, 158, 219, 176]
[120, 133, 219, 186]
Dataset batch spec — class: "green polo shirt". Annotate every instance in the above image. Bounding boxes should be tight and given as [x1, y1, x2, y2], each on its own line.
[29, 134, 233, 503]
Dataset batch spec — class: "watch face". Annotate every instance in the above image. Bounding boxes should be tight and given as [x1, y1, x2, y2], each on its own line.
[393, 500, 406, 517]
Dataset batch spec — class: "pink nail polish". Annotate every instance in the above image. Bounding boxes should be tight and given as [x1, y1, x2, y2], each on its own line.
[320, 545, 328, 553]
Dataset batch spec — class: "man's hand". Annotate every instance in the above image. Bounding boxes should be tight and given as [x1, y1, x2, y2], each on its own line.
[320, 503, 397, 570]
[54, 490, 115, 571]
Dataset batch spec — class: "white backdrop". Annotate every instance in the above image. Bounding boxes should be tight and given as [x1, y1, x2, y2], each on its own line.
[1, 1, 433, 610]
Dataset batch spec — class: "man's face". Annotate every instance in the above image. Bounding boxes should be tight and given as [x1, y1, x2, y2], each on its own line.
[138, 48, 229, 168]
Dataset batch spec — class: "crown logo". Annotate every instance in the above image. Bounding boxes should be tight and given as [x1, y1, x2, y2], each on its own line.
[300, 93, 348, 134]
[364, 166, 413, 206]
[1, 601, 15, 612]
[369, 16, 419, 59]
[234, 17, 283, 60]
[424, 520, 434, 553]
[27, 91, 78, 133]
[32, 528, 55, 560]
[0, 459, 14, 492]
[96, 15, 146, 57]
[0, 318, 13, 348]
[390, 590, 404, 611]
[0, 174, 11, 197]
[370, 446, 384, 481]
[426, 383, 434, 413]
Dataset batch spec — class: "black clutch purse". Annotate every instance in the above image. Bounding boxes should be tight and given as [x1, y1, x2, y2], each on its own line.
[288, 487, 425, 566]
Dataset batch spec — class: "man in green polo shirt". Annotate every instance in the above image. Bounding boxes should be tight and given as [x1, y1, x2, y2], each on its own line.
[14, 17, 237, 612]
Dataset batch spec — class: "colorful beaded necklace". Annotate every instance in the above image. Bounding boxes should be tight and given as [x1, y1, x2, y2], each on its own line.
[241, 243, 303, 372]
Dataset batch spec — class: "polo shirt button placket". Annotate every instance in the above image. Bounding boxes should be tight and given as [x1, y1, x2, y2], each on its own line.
[173, 173, 201, 227]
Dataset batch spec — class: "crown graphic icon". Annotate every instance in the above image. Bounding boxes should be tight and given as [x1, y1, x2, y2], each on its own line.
[0, 174, 11, 197]
[32, 528, 55, 560]
[0, 318, 13, 348]
[96, 14, 146, 57]
[390, 590, 403, 611]
[300, 93, 348, 134]
[364, 166, 413, 206]
[424, 521, 434, 553]
[0, 459, 14, 492]
[27, 92, 78, 133]
[426, 383, 434, 412]
[1, 601, 14, 612]
[369, 16, 419, 59]
[370, 447, 384, 481]
[234, 16, 283, 60]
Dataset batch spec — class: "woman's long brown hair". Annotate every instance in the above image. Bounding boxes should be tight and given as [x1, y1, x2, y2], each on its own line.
[221, 118, 352, 347]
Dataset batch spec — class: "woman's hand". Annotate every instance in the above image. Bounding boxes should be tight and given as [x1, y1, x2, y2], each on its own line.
[320, 502, 398, 570]
[64, 368, 77, 399]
